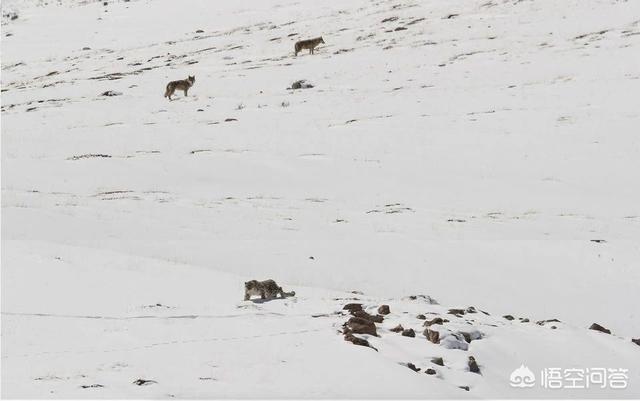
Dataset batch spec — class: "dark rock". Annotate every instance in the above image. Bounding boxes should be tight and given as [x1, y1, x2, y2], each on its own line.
[346, 316, 378, 336]
[224, 118, 238, 122]
[372, 314, 385, 323]
[394, 26, 407, 31]
[448, 308, 466, 316]
[343, 303, 363, 313]
[196, 29, 204, 33]
[431, 357, 444, 366]
[100, 90, 122, 96]
[466, 306, 477, 314]
[632, 338, 640, 346]
[378, 304, 390, 315]
[536, 318, 561, 326]
[468, 356, 481, 374]
[425, 368, 436, 375]
[520, 318, 530, 323]
[352, 310, 384, 323]
[423, 317, 444, 327]
[406, 294, 438, 304]
[416, 314, 426, 320]
[82, 47, 91, 51]
[390, 324, 404, 333]
[381, 16, 399, 23]
[589, 323, 611, 334]
[133, 379, 157, 386]
[401, 328, 416, 338]
[406, 363, 420, 372]
[344, 333, 377, 351]
[503, 315, 515, 321]
[80, 384, 104, 388]
[424, 329, 440, 344]
[459, 386, 470, 391]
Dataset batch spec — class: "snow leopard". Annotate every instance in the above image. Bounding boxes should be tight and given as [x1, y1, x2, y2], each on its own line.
[244, 279, 295, 301]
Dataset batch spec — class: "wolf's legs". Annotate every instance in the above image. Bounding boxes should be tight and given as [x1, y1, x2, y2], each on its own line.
[260, 291, 266, 299]
[244, 293, 250, 301]
[184, 89, 188, 97]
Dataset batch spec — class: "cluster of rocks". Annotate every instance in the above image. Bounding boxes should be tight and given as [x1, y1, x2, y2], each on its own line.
[339, 296, 639, 395]
[342, 301, 485, 383]
[341, 303, 390, 351]
[404, 354, 482, 378]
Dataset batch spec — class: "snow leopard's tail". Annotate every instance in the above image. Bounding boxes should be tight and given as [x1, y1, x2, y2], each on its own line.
[279, 287, 296, 298]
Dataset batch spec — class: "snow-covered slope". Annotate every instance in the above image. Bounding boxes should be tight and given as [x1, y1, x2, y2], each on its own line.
[2, 0, 640, 398]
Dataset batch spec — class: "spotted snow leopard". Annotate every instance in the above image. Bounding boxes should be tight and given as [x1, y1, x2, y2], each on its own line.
[244, 279, 295, 301]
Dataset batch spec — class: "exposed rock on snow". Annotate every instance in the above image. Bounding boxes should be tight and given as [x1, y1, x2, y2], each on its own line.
[80, 384, 104, 389]
[424, 328, 440, 344]
[100, 90, 122, 96]
[536, 319, 561, 326]
[405, 363, 420, 372]
[351, 310, 384, 323]
[342, 303, 363, 313]
[401, 328, 415, 338]
[404, 295, 438, 304]
[431, 357, 445, 366]
[390, 324, 404, 333]
[589, 323, 612, 334]
[344, 333, 376, 351]
[377, 304, 390, 315]
[345, 316, 378, 336]
[423, 317, 445, 326]
[468, 356, 481, 374]
[132, 379, 157, 386]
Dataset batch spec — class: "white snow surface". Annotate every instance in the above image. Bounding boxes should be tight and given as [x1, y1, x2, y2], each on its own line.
[2, 0, 640, 398]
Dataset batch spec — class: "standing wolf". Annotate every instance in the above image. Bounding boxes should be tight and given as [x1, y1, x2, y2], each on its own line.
[294, 36, 325, 56]
[164, 75, 195, 100]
